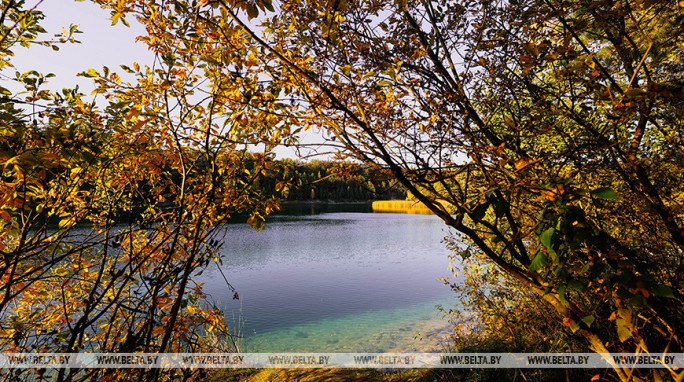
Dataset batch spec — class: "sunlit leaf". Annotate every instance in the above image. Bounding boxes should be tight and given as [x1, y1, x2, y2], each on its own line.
[590, 187, 618, 200]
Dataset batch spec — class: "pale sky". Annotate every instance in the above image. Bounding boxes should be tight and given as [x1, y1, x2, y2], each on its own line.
[4, 0, 331, 160]
[7, 0, 151, 92]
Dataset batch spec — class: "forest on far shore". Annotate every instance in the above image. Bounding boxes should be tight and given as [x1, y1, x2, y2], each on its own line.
[259, 159, 407, 202]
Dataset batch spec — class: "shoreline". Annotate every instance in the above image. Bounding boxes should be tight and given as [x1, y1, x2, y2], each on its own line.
[280, 200, 372, 205]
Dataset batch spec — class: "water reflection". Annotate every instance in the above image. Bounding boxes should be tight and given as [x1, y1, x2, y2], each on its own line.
[199, 208, 459, 351]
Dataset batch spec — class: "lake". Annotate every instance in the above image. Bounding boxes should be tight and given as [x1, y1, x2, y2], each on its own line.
[200, 204, 460, 352]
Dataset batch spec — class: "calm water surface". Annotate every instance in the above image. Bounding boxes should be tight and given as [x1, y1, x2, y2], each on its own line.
[200, 206, 460, 352]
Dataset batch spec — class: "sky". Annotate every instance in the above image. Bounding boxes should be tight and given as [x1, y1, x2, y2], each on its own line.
[5, 0, 327, 159]
[7, 0, 151, 92]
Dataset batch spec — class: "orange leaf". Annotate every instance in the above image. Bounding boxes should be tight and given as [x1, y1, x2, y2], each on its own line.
[132, 119, 149, 130]
[125, 107, 140, 121]
[0, 210, 11, 222]
[634, 287, 650, 298]
[514, 158, 529, 171]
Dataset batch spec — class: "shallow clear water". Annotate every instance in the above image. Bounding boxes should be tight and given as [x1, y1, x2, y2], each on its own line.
[200, 208, 459, 352]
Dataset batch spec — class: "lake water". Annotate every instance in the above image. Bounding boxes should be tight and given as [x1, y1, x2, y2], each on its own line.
[200, 205, 460, 352]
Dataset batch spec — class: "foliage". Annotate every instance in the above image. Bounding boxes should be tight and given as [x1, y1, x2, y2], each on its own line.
[258, 159, 406, 202]
[0, 1, 291, 380]
[3, 0, 683, 381]
[201, 0, 683, 380]
[443, 236, 594, 381]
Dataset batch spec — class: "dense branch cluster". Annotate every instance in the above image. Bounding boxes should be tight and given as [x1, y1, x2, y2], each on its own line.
[1, 0, 682, 381]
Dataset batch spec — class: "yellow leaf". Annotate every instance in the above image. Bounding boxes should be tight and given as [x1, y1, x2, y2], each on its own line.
[514, 158, 529, 171]
[245, 53, 258, 67]
[58, 218, 73, 229]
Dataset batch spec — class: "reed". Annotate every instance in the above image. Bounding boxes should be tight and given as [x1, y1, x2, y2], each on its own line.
[371, 200, 434, 215]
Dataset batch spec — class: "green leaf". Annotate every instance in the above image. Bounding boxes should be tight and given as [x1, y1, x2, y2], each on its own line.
[529, 252, 548, 272]
[262, 0, 275, 12]
[578, 263, 591, 274]
[540, 227, 558, 261]
[590, 187, 618, 200]
[581, 315, 595, 327]
[540, 227, 554, 248]
[651, 285, 674, 298]
[558, 284, 567, 305]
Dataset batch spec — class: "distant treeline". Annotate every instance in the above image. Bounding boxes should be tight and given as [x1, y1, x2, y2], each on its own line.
[259, 159, 407, 202]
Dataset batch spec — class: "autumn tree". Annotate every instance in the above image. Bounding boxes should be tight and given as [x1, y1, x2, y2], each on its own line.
[4, 0, 682, 380]
[192, 0, 681, 380]
[1, 1, 293, 380]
